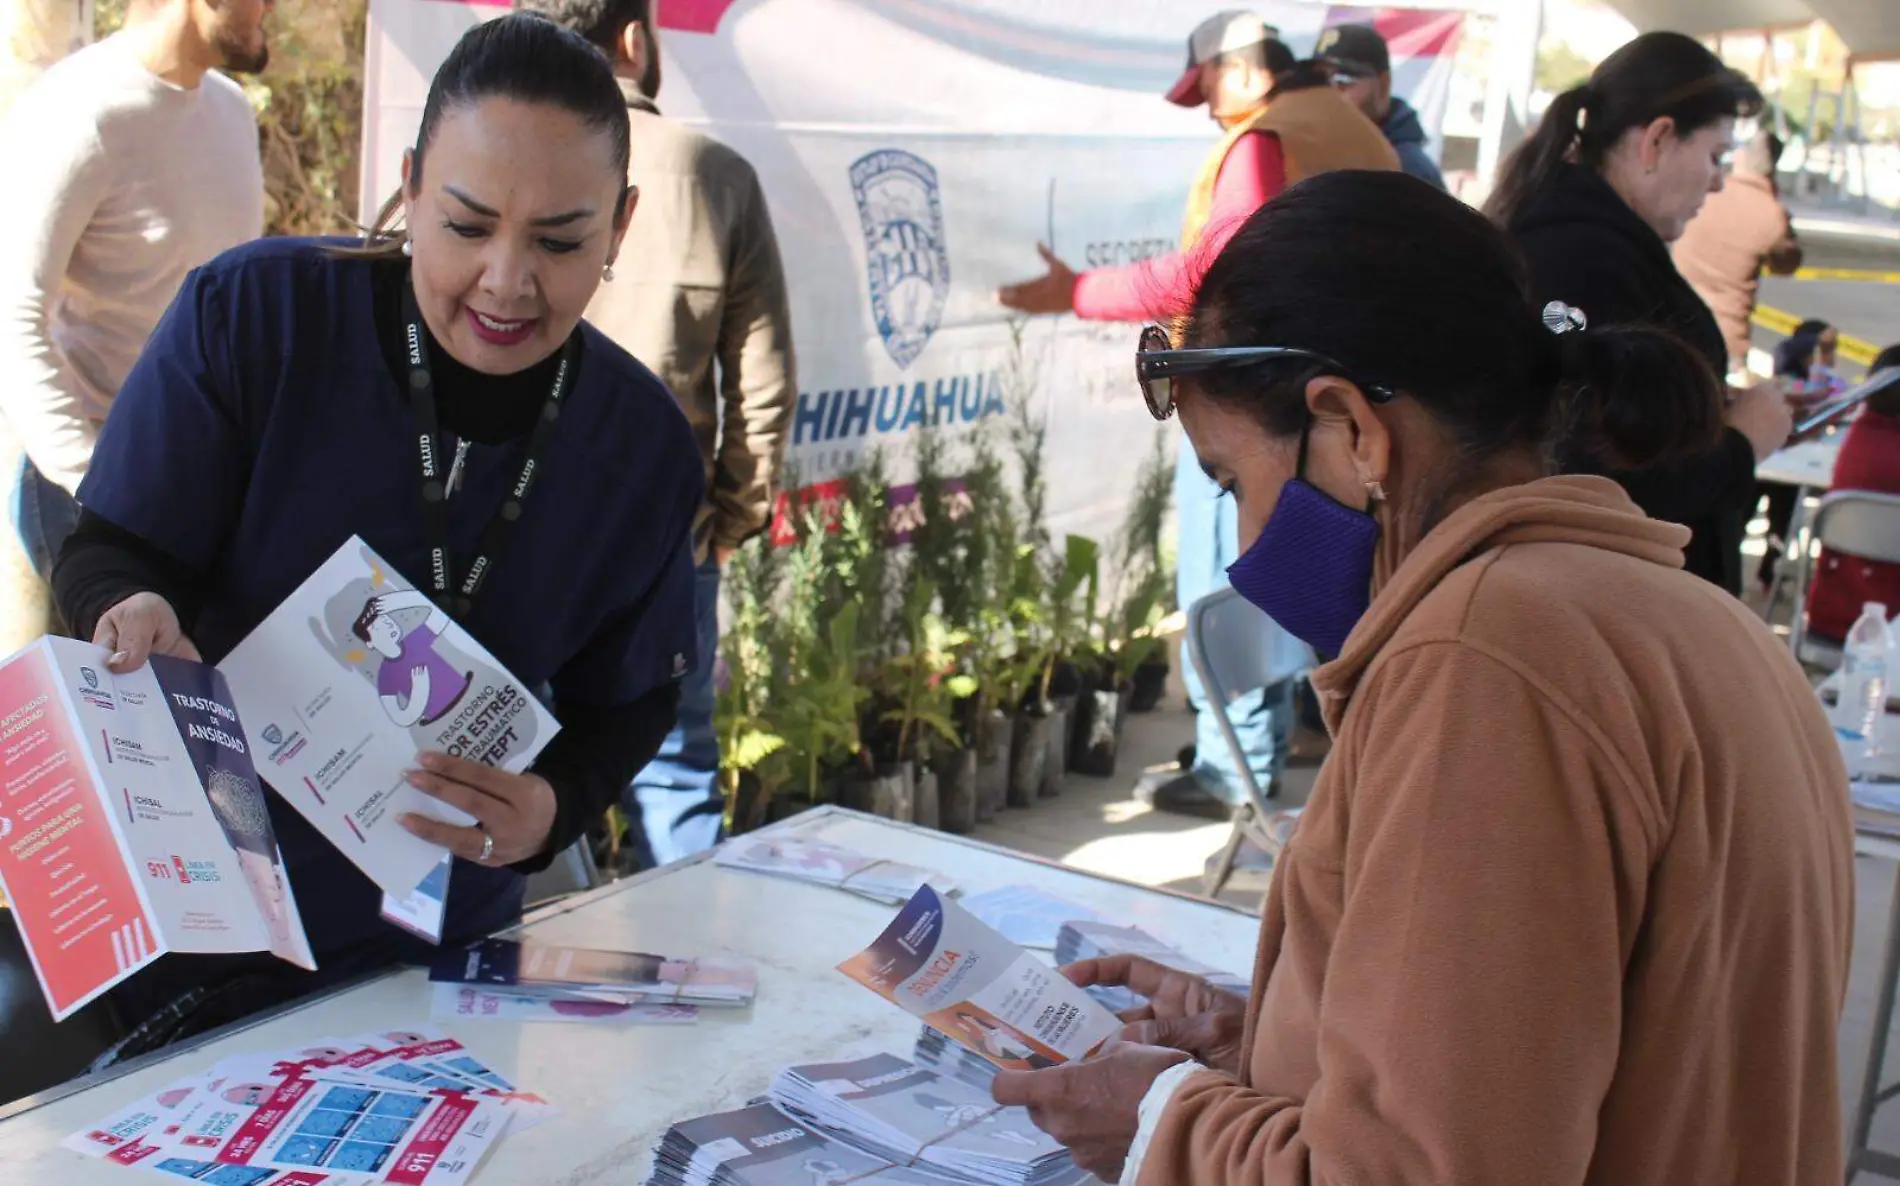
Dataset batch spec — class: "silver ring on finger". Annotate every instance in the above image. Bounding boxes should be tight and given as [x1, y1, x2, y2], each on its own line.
[478, 830, 495, 864]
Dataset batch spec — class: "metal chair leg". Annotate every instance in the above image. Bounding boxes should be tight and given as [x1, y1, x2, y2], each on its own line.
[1203, 808, 1251, 898]
[1850, 862, 1900, 1181]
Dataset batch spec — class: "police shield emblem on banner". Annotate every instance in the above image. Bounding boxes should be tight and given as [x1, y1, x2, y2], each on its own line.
[851, 149, 951, 369]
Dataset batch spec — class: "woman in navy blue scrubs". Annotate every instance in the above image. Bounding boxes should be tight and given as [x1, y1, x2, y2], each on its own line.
[52, 14, 702, 1042]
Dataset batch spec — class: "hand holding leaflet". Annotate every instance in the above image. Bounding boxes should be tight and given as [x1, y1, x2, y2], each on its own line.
[838, 886, 1120, 1070]
[0, 639, 313, 1021]
[217, 537, 560, 903]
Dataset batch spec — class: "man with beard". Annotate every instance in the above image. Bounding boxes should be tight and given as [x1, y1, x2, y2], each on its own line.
[0, 0, 269, 587]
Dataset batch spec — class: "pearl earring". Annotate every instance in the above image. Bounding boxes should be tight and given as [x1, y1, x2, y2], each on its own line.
[400, 239, 413, 257]
[602, 262, 616, 282]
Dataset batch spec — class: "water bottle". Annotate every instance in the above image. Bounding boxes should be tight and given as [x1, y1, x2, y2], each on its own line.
[1836, 602, 1893, 770]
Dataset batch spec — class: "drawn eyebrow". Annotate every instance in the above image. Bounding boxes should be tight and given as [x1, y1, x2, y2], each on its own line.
[444, 185, 595, 227]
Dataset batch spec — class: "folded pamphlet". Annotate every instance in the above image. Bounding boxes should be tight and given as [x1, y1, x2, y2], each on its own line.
[430, 937, 758, 1007]
[642, 1102, 942, 1186]
[219, 536, 560, 902]
[63, 1027, 548, 1185]
[839, 885, 1119, 1070]
[1054, 921, 1251, 1015]
[0, 639, 314, 1020]
[771, 1054, 1085, 1186]
[431, 983, 701, 1025]
[714, 834, 957, 905]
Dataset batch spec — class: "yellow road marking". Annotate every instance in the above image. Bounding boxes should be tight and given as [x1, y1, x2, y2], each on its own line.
[1753, 304, 1881, 366]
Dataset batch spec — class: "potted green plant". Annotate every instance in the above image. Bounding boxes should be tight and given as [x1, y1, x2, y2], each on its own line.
[1123, 429, 1175, 713]
[1070, 565, 1166, 778]
[715, 537, 793, 834]
[880, 579, 977, 829]
[1036, 534, 1099, 792]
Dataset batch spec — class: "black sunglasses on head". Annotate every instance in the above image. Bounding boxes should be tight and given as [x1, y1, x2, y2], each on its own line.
[1134, 325, 1395, 421]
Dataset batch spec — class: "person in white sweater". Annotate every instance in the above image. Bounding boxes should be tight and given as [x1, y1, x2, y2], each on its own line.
[0, 0, 268, 580]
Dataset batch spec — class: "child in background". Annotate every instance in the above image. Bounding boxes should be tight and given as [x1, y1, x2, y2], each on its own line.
[1806, 344, 1900, 644]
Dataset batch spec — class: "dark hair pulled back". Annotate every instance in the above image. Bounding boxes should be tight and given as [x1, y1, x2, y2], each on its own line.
[1185, 170, 1723, 480]
[1485, 31, 1762, 228]
[345, 13, 632, 257]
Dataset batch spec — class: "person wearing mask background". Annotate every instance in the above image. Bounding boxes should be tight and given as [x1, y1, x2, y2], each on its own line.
[52, 13, 702, 1045]
[0, 0, 268, 585]
[1315, 22, 1447, 190]
[1490, 31, 1793, 596]
[1672, 127, 1803, 378]
[989, 169, 1850, 1186]
[999, 9, 1396, 826]
[514, 0, 795, 869]
[1803, 344, 1900, 644]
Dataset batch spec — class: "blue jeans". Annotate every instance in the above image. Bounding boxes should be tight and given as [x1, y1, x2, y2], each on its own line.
[624, 555, 723, 867]
[1174, 435, 1292, 806]
[14, 458, 79, 581]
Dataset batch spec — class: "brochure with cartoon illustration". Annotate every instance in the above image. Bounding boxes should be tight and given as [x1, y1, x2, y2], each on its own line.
[837, 886, 1119, 1071]
[0, 637, 314, 1021]
[713, 833, 958, 905]
[218, 536, 560, 901]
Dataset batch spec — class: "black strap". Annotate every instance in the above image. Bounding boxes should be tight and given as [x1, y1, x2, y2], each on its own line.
[400, 275, 577, 619]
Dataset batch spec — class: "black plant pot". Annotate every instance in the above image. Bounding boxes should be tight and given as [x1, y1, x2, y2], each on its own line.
[937, 748, 978, 833]
[845, 761, 914, 821]
[1008, 712, 1051, 808]
[976, 709, 1010, 821]
[765, 795, 807, 824]
[1066, 668, 1103, 770]
[913, 765, 940, 830]
[1039, 704, 1069, 798]
[1070, 685, 1125, 778]
[729, 771, 768, 836]
[1128, 655, 1170, 713]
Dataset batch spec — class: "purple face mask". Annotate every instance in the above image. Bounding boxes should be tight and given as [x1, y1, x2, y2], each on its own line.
[1225, 467, 1379, 661]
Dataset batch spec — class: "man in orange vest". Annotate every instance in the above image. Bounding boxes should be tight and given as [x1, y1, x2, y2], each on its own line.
[999, 11, 1397, 829]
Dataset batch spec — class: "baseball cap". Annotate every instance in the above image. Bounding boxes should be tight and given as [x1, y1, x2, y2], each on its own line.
[1315, 24, 1391, 80]
[1165, 10, 1283, 107]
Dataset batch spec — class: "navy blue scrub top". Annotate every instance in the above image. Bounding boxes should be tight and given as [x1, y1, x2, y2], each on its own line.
[77, 237, 703, 959]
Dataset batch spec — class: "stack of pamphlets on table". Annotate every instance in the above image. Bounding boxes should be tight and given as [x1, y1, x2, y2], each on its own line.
[913, 1024, 1000, 1091]
[643, 1102, 943, 1185]
[714, 835, 958, 905]
[428, 937, 757, 1018]
[62, 1027, 547, 1185]
[1054, 921, 1251, 1014]
[770, 1054, 1086, 1186]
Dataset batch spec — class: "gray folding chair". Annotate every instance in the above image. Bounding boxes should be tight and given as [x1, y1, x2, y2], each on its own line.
[1787, 491, 1900, 671]
[1185, 587, 1316, 897]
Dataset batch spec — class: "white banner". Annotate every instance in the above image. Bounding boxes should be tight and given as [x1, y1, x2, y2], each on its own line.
[362, 0, 1464, 546]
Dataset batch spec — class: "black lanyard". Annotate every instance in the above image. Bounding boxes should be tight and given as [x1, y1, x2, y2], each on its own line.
[400, 277, 577, 618]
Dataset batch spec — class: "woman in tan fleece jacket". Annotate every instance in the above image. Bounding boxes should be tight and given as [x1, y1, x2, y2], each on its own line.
[992, 171, 1853, 1184]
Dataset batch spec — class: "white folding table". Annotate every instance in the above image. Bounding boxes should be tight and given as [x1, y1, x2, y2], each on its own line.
[0, 806, 1260, 1185]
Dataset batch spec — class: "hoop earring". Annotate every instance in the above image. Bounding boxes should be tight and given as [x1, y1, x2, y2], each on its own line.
[400, 239, 413, 257]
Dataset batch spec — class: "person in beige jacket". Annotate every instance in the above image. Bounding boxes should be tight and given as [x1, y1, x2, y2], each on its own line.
[515, 0, 794, 866]
[993, 171, 1852, 1183]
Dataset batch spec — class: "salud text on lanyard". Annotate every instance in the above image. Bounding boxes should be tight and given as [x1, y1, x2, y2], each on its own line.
[402, 276, 577, 619]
